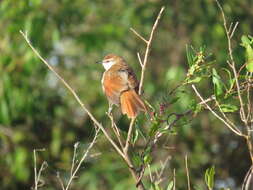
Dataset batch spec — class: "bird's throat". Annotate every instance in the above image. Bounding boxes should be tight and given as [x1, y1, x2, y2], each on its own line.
[102, 61, 116, 70]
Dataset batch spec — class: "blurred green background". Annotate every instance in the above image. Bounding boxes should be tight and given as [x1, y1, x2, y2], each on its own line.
[0, 0, 252, 189]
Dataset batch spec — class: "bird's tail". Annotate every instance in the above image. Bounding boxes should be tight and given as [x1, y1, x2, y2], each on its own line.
[120, 89, 146, 118]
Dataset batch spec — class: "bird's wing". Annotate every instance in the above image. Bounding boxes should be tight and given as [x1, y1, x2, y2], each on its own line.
[118, 65, 139, 91]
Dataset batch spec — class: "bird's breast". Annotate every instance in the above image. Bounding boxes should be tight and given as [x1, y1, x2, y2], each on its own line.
[102, 70, 128, 105]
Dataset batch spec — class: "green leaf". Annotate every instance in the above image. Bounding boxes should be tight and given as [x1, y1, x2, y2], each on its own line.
[132, 152, 142, 167]
[241, 35, 251, 46]
[132, 128, 139, 145]
[151, 182, 162, 190]
[144, 154, 152, 164]
[149, 120, 160, 137]
[166, 181, 174, 190]
[221, 68, 234, 90]
[143, 145, 152, 166]
[220, 104, 238, 113]
[187, 76, 202, 84]
[241, 35, 253, 72]
[186, 45, 195, 66]
[205, 166, 215, 190]
[212, 68, 224, 98]
[246, 44, 253, 72]
[169, 97, 180, 105]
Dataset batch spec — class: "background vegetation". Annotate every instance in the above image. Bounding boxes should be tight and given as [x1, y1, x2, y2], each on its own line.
[0, 0, 252, 189]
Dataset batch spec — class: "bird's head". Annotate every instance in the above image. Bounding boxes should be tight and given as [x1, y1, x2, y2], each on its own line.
[99, 54, 124, 70]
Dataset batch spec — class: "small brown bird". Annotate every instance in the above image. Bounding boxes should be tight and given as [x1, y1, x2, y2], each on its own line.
[99, 54, 146, 118]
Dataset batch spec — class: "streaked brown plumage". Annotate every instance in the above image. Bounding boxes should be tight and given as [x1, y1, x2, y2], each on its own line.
[101, 54, 146, 118]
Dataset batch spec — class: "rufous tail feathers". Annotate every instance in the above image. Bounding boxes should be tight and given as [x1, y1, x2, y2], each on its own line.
[120, 89, 146, 118]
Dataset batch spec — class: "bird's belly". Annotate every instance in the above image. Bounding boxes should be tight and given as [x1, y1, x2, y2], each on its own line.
[102, 73, 128, 105]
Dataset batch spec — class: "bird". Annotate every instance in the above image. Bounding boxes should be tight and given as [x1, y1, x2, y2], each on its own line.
[98, 54, 147, 118]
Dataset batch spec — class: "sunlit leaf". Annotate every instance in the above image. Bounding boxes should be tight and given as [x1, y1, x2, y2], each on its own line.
[166, 181, 174, 190]
[212, 68, 224, 98]
[187, 76, 202, 84]
[205, 166, 215, 190]
[220, 104, 238, 113]
[241, 35, 253, 72]
[186, 45, 195, 66]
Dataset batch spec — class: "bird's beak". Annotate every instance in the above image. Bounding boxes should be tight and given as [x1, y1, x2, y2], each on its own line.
[95, 61, 103, 64]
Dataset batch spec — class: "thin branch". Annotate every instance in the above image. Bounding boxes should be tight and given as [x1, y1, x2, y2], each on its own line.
[130, 28, 148, 44]
[20, 30, 125, 160]
[156, 155, 171, 183]
[230, 22, 239, 38]
[173, 168, 176, 190]
[124, 118, 136, 154]
[148, 164, 154, 183]
[242, 165, 253, 190]
[107, 112, 124, 150]
[185, 155, 191, 190]
[56, 172, 65, 190]
[192, 84, 243, 136]
[33, 148, 47, 190]
[137, 6, 165, 95]
[70, 142, 79, 177]
[65, 128, 100, 190]
[215, 0, 247, 124]
[137, 52, 143, 67]
[246, 72, 253, 124]
[215, 99, 238, 129]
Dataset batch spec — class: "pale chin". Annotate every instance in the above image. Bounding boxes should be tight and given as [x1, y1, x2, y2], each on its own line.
[103, 61, 115, 70]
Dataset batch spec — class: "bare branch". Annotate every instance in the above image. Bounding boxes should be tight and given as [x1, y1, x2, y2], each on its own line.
[124, 118, 136, 154]
[192, 84, 243, 136]
[215, 0, 246, 124]
[130, 28, 148, 44]
[230, 22, 239, 38]
[70, 142, 80, 176]
[137, 52, 143, 67]
[20, 30, 125, 159]
[33, 148, 47, 190]
[215, 99, 238, 129]
[107, 112, 124, 150]
[65, 128, 100, 190]
[185, 155, 191, 190]
[56, 172, 65, 190]
[138, 6, 165, 95]
[173, 169, 176, 190]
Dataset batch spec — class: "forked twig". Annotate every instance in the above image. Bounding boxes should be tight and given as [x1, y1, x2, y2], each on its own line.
[33, 148, 47, 190]
[192, 84, 243, 136]
[215, 0, 246, 124]
[130, 28, 148, 44]
[65, 128, 100, 190]
[107, 112, 124, 149]
[130, 7, 165, 95]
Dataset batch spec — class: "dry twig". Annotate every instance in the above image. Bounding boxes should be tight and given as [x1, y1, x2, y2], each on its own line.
[215, 0, 246, 124]
[33, 148, 47, 190]
[185, 155, 191, 190]
[192, 84, 243, 136]
[65, 128, 100, 190]
[130, 7, 165, 95]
